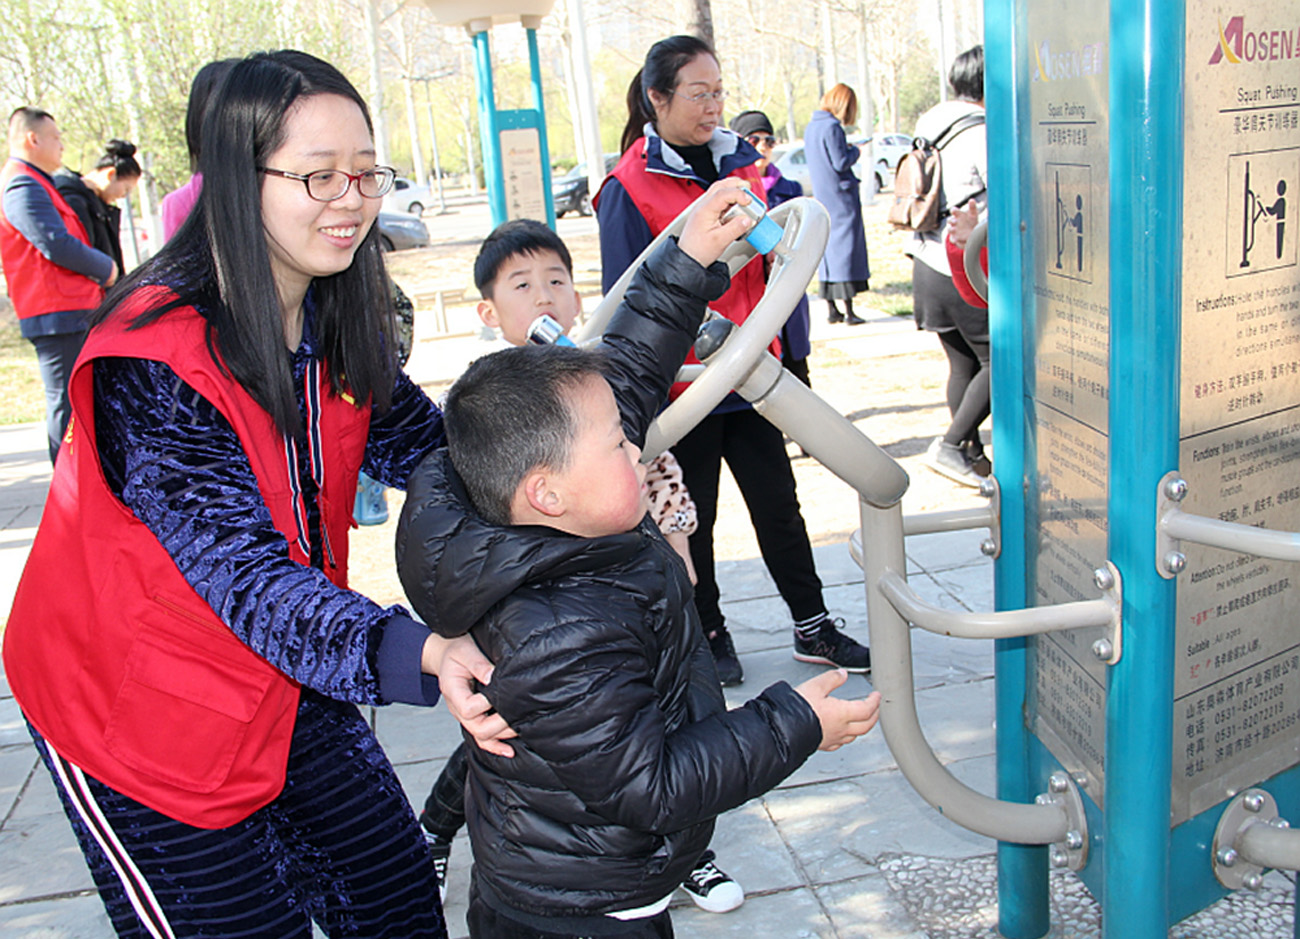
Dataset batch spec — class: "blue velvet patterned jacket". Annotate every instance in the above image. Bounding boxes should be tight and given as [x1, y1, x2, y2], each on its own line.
[94, 311, 444, 707]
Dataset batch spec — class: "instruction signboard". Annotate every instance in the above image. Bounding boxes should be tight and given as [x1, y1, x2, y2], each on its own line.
[1024, 0, 1113, 804]
[1174, 0, 1300, 825]
[496, 111, 548, 223]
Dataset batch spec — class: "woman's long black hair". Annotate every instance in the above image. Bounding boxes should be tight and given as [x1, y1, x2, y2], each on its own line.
[93, 50, 397, 437]
[619, 35, 715, 154]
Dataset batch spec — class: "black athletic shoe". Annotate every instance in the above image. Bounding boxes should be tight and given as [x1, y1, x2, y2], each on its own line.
[679, 852, 745, 912]
[423, 834, 451, 903]
[793, 619, 871, 672]
[708, 628, 744, 686]
[963, 440, 992, 477]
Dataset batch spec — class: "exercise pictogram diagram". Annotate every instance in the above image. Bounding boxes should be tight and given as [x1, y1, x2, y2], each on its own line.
[1045, 162, 1092, 284]
[1226, 149, 1296, 278]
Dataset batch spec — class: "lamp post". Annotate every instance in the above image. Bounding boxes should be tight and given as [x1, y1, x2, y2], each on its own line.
[409, 70, 454, 213]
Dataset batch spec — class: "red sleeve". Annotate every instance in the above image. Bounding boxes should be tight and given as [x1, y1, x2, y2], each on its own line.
[946, 233, 988, 309]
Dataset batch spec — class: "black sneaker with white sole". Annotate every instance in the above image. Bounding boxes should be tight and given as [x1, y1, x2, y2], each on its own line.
[679, 851, 745, 913]
[423, 834, 451, 904]
[793, 619, 871, 672]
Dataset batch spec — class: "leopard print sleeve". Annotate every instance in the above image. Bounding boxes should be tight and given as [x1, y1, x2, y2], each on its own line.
[645, 450, 698, 536]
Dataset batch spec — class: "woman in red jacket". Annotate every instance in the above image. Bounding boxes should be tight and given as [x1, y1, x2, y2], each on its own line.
[596, 36, 871, 689]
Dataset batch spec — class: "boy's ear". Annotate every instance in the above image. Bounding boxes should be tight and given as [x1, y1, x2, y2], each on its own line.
[476, 298, 500, 329]
[521, 469, 565, 519]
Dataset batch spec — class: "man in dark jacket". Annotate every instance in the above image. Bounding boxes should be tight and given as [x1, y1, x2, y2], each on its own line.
[398, 200, 881, 937]
[0, 107, 117, 462]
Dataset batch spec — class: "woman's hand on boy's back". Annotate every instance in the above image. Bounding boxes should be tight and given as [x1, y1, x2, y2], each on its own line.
[424, 633, 519, 757]
[794, 669, 882, 751]
[677, 179, 755, 269]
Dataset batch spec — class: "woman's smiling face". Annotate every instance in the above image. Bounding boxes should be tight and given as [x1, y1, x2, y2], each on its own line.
[259, 93, 380, 300]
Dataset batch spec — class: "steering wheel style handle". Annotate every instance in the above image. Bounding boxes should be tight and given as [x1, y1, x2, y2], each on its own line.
[578, 196, 830, 459]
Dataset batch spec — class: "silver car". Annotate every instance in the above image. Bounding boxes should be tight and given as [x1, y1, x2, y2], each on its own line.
[773, 132, 913, 196]
[383, 177, 434, 216]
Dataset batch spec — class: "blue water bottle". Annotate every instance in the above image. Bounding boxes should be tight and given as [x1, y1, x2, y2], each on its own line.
[526, 314, 576, 347]
[723, 191, 783, 254]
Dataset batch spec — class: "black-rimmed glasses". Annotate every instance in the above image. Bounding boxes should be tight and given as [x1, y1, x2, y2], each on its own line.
[259, 166, 397, 202]
[746, 134, 777, 148]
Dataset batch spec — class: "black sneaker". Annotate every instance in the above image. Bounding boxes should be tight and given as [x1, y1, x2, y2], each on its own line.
[963, 440, 992, 477]
[708, 628, 744, 686]
[793, 619, 871, 672]
[679, 852, 745, 913]
[424, 834, 451, 904]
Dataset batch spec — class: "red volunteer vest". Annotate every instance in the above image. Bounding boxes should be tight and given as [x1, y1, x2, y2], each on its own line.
[0, 159, 104, 319]
[3, 287, 371, 827]
[598, 140, 774, 398]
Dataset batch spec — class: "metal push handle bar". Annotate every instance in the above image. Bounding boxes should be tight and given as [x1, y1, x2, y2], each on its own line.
[687, 322, 908, 507]
[1156, 474, 1300, 889]
[1213, 790, 1300, 889]
[877, 567, 1118, 641]
[862, 499, 1087, 860]
[1156, 472, 1300, 577]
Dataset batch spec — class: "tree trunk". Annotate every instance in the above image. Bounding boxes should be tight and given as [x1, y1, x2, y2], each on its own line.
[856, 0, 875, 202]
[364, 0, 389, 166]
[820, 0, 837, 88]
[686, 0, 714, 47]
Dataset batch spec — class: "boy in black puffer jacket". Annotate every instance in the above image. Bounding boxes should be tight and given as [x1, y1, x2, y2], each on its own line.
[397, 285, 881, 935]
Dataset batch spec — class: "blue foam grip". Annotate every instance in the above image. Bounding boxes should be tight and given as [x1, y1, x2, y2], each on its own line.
[746, 215, 783, 254]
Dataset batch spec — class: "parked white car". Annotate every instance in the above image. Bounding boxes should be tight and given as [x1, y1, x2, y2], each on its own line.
[773, 132, 913, 196]
[383, 176, 433, 216]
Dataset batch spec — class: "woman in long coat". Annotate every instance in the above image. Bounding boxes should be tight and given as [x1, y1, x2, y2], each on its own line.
[804, 83, 870, 325]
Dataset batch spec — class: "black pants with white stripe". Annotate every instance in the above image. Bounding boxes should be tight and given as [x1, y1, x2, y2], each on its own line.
[31, 689, 447, 939]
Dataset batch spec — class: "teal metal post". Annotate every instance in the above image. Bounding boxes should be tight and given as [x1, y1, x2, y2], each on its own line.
[1103, 0, 1183, 935]
[472, 28, 507, 227]
[525, 27, 557, 229]
[986, 0, 1049, 935]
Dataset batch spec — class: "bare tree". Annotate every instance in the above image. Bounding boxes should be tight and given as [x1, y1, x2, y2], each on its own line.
[685, 0, 714, 46]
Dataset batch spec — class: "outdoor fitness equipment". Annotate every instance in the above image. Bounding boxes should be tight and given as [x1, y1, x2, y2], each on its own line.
[583, 2, 1300, 933]
[574, 195, 905, 502]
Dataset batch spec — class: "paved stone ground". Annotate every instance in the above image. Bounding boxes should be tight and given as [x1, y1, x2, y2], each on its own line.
[1, 198, 1297, 937]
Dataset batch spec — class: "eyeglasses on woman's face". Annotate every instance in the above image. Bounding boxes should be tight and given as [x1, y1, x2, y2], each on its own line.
[674, 88, 728, 106]
[260, 165, 396, 202]
[746, 134, 777, 148]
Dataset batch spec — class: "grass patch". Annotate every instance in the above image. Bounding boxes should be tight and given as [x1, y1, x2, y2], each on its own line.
[0, 321, 45, 425]
[862, 198, 917, 319]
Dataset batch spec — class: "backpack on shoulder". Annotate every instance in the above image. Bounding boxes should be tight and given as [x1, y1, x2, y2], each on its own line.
[887, 113, 985, 233]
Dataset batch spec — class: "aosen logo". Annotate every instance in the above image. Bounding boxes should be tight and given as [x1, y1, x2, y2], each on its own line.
[1209, 16, 1300, 64]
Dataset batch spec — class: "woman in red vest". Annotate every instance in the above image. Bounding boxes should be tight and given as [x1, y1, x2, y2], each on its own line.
[1, 51, 521, 939]
[596, 36, 872, 691]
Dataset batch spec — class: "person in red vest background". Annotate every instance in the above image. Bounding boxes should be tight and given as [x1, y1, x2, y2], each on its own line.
[0, 107, 118, 463]
[596, 35, 872, 694]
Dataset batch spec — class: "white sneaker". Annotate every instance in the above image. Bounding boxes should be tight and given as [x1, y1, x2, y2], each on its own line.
[679, 853, 745, 913]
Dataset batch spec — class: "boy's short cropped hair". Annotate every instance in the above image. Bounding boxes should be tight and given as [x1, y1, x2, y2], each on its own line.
[473, 219, 574, 299]
[444, 344, 609, 525]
